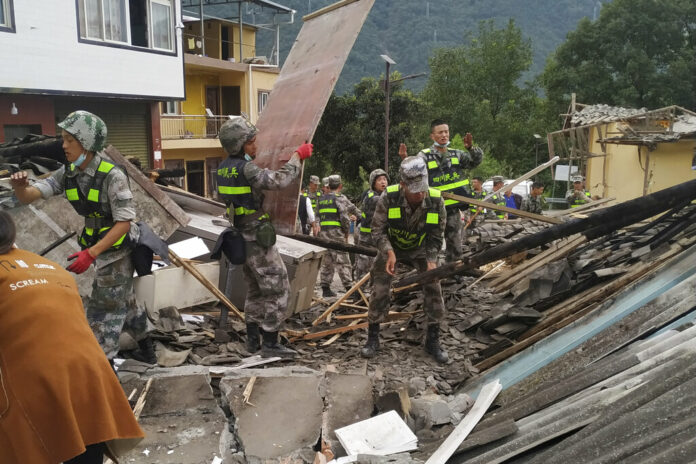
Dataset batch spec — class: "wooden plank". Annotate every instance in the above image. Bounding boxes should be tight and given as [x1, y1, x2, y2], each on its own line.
[169, 251, 244, 322]
[302, 0, 360, 21]
[252, 0, 376, 234]
[490, 235, 587, 292]
[312, 272, 371, 326]
[105, 146, 189, 227]
[321, 320, 360, 346]
[444, 192, 562, 224]
[425, 379, 503, 464]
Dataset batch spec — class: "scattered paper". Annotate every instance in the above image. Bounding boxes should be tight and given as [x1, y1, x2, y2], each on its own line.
[182, 314, 205, 323]
[211, 457, 223, 464]
[335, 410, 417, 456]
[169, 237, 210, 260]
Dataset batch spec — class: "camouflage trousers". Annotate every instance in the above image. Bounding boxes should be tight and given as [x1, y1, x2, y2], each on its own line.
[444, 209, 464, 263]
[242, 239, 290, 332]
[87, 253, 148, 360]
[354, 232, 375, 283]
[318, 228, 353, 288]
[368, 249, 444, 324]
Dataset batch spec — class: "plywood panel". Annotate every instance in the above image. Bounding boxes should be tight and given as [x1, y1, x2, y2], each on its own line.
[252, 0, 375, 234]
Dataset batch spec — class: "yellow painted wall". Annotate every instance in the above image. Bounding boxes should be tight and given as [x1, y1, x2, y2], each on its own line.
[587, 122, 696, 202]
[183, 73, 220, 115]
[162, 147, 227, 197]
[230, 25, 257, 61]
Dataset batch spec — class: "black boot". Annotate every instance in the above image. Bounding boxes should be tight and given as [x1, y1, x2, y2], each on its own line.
[360, 323, 380, 358]
[246, 322, 261, 353]
[261, 331, 299, 359]
[425, 324, 449, 364]
[322, 286, 336, 298]
[132, 336, 157, 364]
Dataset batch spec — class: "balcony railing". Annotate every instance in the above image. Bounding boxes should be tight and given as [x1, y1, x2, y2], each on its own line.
[161, 115, 232, 140]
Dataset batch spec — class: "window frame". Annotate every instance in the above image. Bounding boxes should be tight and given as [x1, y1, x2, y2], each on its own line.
[257, 90, 270, 115]
[162, 100, 179, 115]
[75, 0, 177, 56]
[0, 0, 16, 33]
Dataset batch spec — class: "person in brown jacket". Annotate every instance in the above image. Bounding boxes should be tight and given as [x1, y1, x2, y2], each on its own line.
[0, 211, 144, 463]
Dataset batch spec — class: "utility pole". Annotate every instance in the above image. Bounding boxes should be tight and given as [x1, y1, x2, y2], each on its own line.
[381, 54, 396, 172]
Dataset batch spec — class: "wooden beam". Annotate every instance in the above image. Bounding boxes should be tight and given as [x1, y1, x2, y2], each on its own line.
[312, 272, 371, 326]
[287, 233, 377, 256]
[169, 251, 244, 322]
[302, 0, 360, 21]
[443, 192, 562, 224]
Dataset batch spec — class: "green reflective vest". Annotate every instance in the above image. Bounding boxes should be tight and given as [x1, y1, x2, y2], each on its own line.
[422, 148, 471, 208]
[64, 159, 128, 250]
[318, 193, 341, 229]
[359, 190, 377, 234]
[489, 193, 506, 219]
[469, 189, 486, 214]
[570, 191, 592, 207]
[385, 184, 442, 251]
[217, 156, 267, 223]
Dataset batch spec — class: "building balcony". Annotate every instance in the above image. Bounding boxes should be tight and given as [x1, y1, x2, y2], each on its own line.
[161, 114, 231, 150]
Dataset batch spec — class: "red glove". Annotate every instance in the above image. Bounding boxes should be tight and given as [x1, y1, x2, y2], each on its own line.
[66, 249, 96, 274]
[296, 143, 313, 160]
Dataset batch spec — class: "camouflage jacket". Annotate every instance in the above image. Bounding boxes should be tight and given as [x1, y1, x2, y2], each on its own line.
[314, 191, 358, 234]
[33, 153, 138, 265]
[238, 156, 301, 237]
[371, 187, 445, 262]
[520, 194, 545, 214]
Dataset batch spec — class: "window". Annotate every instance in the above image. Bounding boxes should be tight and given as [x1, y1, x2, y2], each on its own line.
[77, 0, 174, 52]
[258, 91, 270, 114]
[163, 100, 179, 115]
[0, 0, 15, 32]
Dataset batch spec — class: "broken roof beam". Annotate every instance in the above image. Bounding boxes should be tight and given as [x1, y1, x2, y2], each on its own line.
[395, 179, 696, 288]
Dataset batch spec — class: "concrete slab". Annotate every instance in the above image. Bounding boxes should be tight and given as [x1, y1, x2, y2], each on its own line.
[120, 374, 228, 463]
[221, 374, 324, 460]
[322, 372, 374, 457]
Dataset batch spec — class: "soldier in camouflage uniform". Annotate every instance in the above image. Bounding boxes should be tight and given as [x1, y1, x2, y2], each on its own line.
[361, 157, 449, 363]
[316, 174, 361, 297]
[486, 176, 507, 219]
[354, 169, 389, 281]
[216, 116, 313, 358]
[566, 175, 593, 208]
[520, 181, 546, 214]
[10, 110, 154, 364]
[301, 175, 321, 235]
[416, 119, 483, 263]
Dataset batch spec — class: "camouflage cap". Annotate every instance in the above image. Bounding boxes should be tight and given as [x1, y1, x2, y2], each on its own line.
[322, 176, 330, 187]
[219, 116, 258, 157]
[571, 175, 584, 183]
[399, 156, 429, 193]
[58, 110, 107, 152]
[491, 175, 505, 184]
[309, 175, 320, 184]
[328, 174, 341, 189]
[369, 168, 389, 189]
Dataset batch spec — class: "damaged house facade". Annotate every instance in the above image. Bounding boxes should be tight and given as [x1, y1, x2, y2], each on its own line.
[159, 0, 294, 199]
[548, 103, 696, 201]
[0, 0, 186, 169]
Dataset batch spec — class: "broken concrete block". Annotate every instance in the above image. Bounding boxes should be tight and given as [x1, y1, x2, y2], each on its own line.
[120, 374, 228, 463]
[408, 377, 427, 397]
[410, 394, 451, 426]
[322, 372, 373, 457]
[220, 373, 323, 461]
[447, 393, 473, 425]
[154, 341, 191, 368]
[375, 388, 411, 418]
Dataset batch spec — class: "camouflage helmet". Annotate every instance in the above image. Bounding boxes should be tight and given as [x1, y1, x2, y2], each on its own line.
[328, 174, 341, 189]
[322, 176, 330, 187]
[309, 175, 320, 185]
[219, 116, 258, 157]
[399, 156, 428, 193]
[368, 168, 389, 190]
[58, 110, 107, 152]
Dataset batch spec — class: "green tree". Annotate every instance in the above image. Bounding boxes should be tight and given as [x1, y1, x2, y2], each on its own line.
[422, 19, 553, 176]
[542, 0, 696, 114]
[307, 74, 427, 198]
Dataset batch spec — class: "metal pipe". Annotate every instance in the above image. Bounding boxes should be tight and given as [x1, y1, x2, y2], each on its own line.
[384, 60, 391, 172]
[199, 0, 205, 56]
[239, 1, 244, 62]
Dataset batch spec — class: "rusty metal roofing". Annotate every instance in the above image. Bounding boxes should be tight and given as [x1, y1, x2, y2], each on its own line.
[252, 0, 375, 234]
[571, 104, 649, 125]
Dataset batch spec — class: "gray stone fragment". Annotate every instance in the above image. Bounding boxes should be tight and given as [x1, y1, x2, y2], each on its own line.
[410, 394, 452, 426]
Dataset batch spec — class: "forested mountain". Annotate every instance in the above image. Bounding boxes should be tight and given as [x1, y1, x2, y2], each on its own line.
[245, 0, 605, 93]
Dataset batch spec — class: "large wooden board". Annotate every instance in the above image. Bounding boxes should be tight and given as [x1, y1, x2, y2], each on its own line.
[253, 0, 375, 234]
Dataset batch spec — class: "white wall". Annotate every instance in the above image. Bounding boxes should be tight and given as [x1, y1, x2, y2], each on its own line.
[0, 0, 185, 99]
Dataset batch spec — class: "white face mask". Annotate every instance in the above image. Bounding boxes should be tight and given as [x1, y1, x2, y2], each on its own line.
[72, 153, 87, 167]
[434, 141, 450, 148]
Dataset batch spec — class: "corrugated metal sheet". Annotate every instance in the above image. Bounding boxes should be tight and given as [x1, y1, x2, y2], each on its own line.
[252, 0, 375, 234]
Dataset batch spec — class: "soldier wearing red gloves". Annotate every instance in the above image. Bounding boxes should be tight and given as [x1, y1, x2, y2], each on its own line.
[216, 116, 312, 359]
[10, 110, 154, 365]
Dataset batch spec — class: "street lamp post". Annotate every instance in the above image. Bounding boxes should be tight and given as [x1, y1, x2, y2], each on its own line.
[533, 133, 543, 180]
[381, 54, 396, 172]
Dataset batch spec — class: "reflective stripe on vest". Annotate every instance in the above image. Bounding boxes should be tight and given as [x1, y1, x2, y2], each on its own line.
[423, 150, 470, 207]
[217, 157, 261, 222]
[570, 191, 592, 207]
[318, 193, 341, 228]
[64, 159, 127, 251]
[385, 184, 442, 250]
